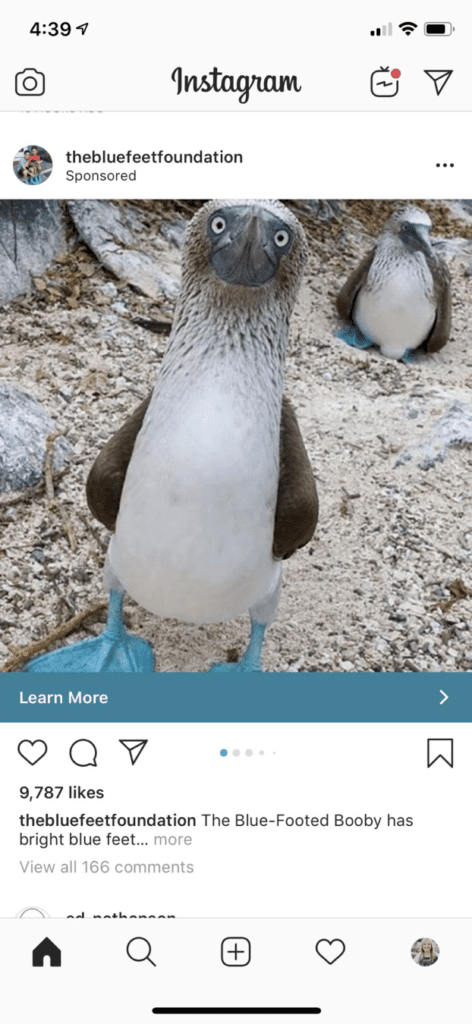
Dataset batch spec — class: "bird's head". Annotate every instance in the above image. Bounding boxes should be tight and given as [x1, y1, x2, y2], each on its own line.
[387, 205, 435, 258]
[207, 204, 295, 287]
[181, 200, 308, 310]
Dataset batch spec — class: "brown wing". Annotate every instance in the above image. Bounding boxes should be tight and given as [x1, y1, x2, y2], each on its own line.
[423, 256, 452, 353]
[336, 248, 376, 321]
[86, 394, 151, 531]
[87, 392, 319, 557]
[273, 396, 318, 560]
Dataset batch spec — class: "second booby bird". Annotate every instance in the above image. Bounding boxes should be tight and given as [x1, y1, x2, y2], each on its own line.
[336, 206, 451, 361]
[25, 199, 318, 673]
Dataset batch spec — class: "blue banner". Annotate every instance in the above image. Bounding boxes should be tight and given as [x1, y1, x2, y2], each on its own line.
[1, 673, 470, 721]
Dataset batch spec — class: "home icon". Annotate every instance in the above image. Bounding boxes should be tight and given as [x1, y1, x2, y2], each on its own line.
[32, 937, 62, 967]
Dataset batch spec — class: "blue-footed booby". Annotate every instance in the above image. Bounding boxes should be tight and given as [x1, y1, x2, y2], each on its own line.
[336, 206, 451, 361]
[25, 199, 318, 673]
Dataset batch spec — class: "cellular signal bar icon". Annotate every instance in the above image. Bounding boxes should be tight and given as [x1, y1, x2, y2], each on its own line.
[371, 23, 393, 36]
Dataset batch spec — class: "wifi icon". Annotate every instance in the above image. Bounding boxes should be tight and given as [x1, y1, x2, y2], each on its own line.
[399, 21, 418, 35]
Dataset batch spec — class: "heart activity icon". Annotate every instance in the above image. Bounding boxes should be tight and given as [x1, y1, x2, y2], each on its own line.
[17, 740, 48, 765]
[315, 938, 346, 964]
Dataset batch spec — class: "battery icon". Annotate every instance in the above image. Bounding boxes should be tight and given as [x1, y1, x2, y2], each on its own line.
[424, 22, 455, 35]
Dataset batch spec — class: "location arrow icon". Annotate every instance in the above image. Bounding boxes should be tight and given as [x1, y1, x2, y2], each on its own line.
[424, 70, 453, 95]
[119, 739, 148, 765]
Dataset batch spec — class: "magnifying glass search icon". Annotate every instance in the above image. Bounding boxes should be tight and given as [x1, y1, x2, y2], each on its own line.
[126, 937, 156, 966]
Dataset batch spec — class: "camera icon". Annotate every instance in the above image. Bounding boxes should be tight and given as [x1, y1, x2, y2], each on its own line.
[15, 68, 45, 96]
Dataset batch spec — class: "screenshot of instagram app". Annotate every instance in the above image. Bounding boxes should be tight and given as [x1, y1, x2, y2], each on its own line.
[0, 3, 471, 1022]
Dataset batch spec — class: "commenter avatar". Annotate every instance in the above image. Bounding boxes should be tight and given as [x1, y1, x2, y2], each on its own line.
[411, 937, 440, 966]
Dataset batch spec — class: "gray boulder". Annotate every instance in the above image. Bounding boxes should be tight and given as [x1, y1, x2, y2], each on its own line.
[67, 200, 181, 300]
[0, 381, 71, 492]
[0, 200, 69, 306]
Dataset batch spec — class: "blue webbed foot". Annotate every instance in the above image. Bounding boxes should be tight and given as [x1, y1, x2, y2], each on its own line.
[23, 591, 154, 673]
[336, 327, 373, 350]
[401, 348, 417, 364]
[210, 622, 266, 674]
[210, 658, 262, 674]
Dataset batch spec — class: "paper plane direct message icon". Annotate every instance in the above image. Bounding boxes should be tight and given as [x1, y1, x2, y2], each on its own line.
[424, 70, 453, 95]
[119, 739, 148, 765]
[427, 738, 454, 767]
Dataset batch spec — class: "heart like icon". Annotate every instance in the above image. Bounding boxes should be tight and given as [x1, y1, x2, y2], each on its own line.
[18, 740, 48, 765]
[315, 938, 346, 964]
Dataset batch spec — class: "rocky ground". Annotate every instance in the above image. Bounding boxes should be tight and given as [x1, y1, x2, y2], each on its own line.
[1, 198, 472, 673]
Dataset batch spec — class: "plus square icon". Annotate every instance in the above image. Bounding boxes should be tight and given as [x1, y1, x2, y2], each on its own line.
[221, 937, 251, 967]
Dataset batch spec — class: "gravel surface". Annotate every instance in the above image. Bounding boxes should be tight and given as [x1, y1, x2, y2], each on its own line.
[1, 198, 472, 673]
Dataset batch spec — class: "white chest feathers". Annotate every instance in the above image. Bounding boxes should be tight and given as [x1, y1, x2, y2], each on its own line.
[108, 377, 281, 624]
[354, 259, 437, 359]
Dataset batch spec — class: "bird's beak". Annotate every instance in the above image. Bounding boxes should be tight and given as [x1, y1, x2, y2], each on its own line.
[403, 222, 436, 258]
[414, 224, 436, 257]
[246, 215, 259, 243]
[212, 212, 278, 287]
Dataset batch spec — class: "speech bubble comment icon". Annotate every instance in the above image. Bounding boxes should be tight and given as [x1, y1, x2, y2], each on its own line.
[315, 939, 346, 964]
[69, 739, 98, 767]
[18, 740, 48, 765]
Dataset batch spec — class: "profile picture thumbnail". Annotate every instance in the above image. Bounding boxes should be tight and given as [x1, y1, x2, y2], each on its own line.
[411, 937, 440, 966]
[15, 906, 50, 918]
[13, 145, 52, 186]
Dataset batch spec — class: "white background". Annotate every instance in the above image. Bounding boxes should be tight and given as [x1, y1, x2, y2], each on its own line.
[1, 918, 465, 1023]
[1, 2, 469, 110]
[1, 111, 470, 198]
[1, 723, 466, 919]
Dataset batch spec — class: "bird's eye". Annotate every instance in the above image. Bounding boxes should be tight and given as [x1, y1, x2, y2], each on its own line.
[211, 216, 226, 235]
[274, 229, 290, 247]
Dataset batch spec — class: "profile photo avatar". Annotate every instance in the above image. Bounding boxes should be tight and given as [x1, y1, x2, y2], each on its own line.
[411, 937, 440, 966]
[13, 146, 52, 186]
[15, 68, 45, 96]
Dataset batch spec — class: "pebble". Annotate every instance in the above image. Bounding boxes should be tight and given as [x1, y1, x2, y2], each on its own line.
[30, 548, 46, 563]
[287, 656, 305, 672]
[100, 282, 118, 298]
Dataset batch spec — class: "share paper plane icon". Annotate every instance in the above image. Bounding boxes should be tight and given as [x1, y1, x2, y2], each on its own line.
[119, 739, 148, 765]
[424, 70, 453, 95]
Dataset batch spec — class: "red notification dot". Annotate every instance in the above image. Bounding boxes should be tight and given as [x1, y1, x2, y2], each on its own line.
[391, 68, 401, 79]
